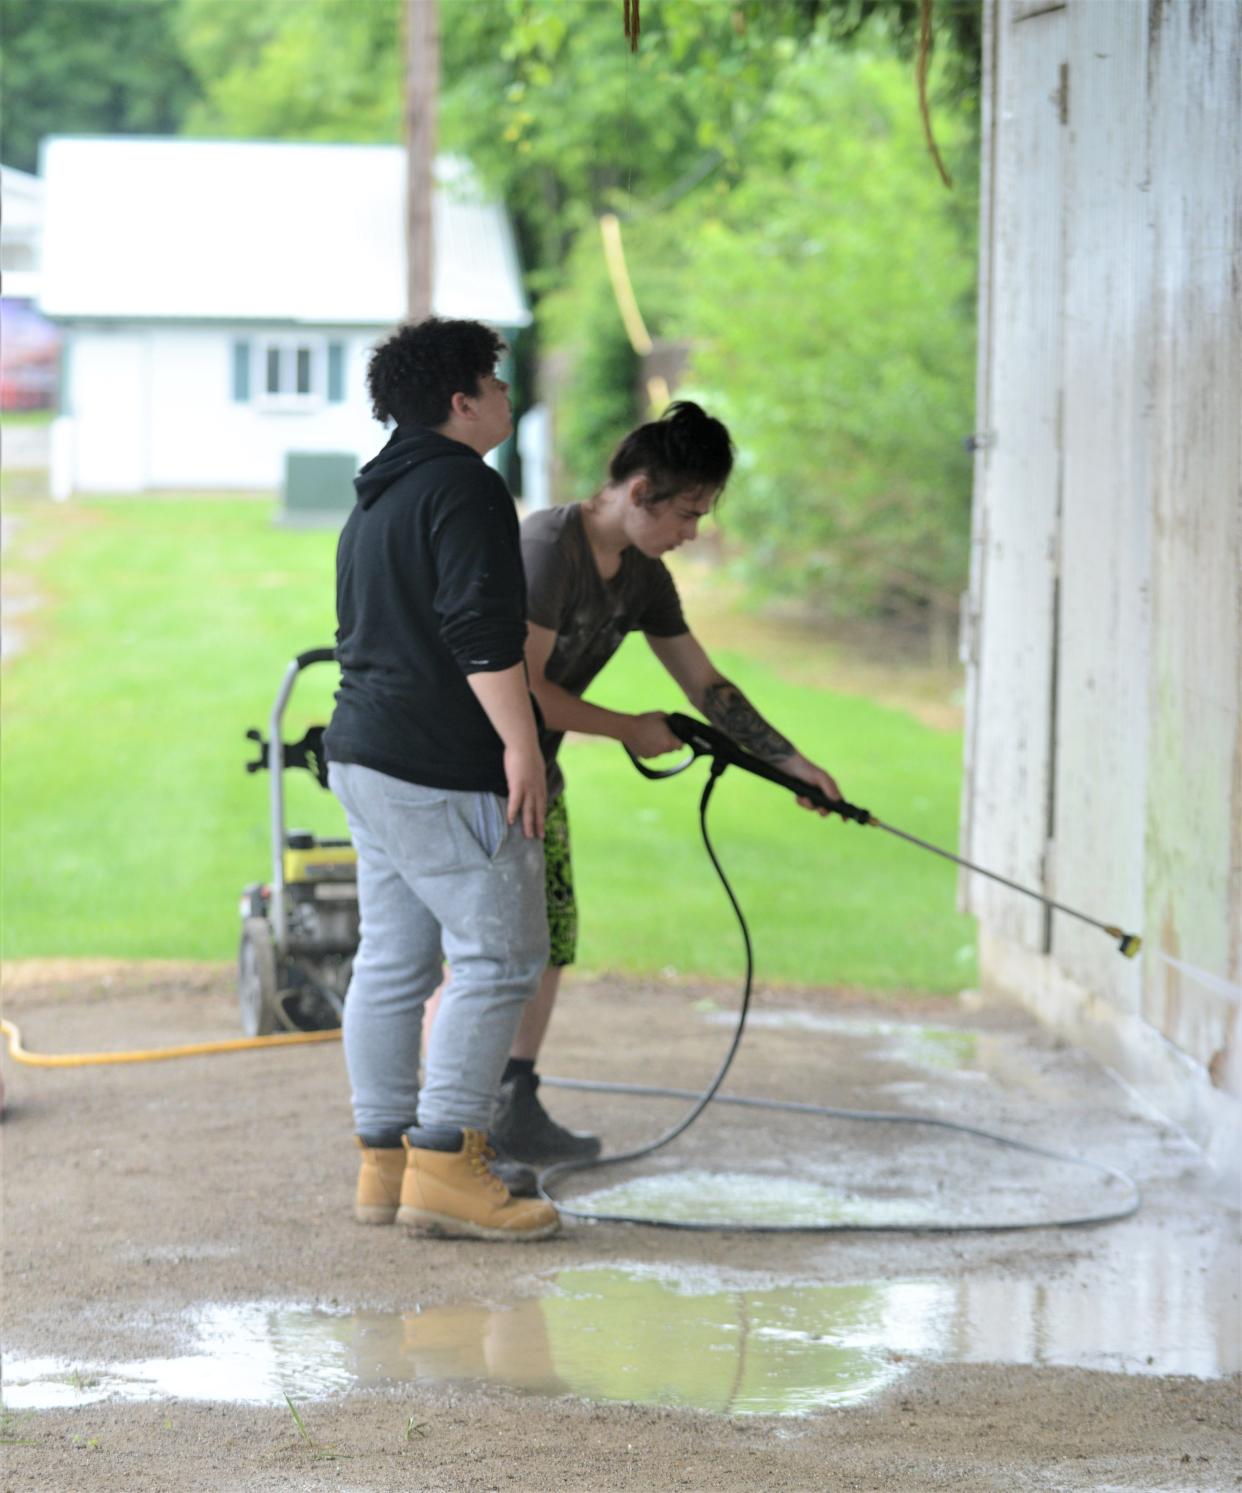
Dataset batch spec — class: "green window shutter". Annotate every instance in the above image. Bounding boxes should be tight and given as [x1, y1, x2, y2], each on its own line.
[327, 341, 346, 403]
[231, 340, 251, 402]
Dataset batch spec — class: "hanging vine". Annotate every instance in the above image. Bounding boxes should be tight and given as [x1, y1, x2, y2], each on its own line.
[917, 0, 954, 187]
[623, 0, 640, 53]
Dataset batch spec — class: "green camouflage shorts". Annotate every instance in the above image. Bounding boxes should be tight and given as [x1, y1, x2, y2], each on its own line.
[544, 793, 578, 967]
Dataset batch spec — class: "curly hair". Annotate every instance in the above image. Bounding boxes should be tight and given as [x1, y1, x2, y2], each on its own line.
[367, 318, 507, 428]
[608, 401, 734, 506]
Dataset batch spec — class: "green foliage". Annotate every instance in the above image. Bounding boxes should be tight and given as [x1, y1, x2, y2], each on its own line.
[664, 42, 978, 618]
[0, 0, 201, 172]
[440, 0, 832, 267]
[537, 231, 639, 496]
[442, 4, 979, 618]
[174, 0, 402, 143]
[439, 0, 839, 490]
[441, 1, 979, 262]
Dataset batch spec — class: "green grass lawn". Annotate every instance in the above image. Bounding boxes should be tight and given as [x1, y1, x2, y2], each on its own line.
[0, 497, 976, 991]
[1, 409, 56, 428]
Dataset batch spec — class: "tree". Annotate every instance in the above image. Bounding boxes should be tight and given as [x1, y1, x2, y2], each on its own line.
[440, 0, 834, 271]
[173, 0, 403, 144]
[0, 0, 201, 173]
[438, 2, 981, 578]
[663, 40, 977, 623]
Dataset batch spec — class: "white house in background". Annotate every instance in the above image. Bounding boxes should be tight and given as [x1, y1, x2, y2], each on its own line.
[37, 138, 531, 497]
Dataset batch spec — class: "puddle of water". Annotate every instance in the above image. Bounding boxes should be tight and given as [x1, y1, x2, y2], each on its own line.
[566, 1169, 947, 1228]
[6, 1238, 1237, 1415]
[0, 1281, 925, 1416]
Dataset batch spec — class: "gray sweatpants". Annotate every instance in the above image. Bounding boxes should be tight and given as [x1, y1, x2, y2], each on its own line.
[328, 761, 549, 1135]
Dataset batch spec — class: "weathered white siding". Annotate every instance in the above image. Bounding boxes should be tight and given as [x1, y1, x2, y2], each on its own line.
[964, 0, 1242, 1154]
[1052, 0, 1152, 1010]
[57, 326, 379, 493]
[1143, 0, 1242, 1076]
[961, 0, 1066, 952]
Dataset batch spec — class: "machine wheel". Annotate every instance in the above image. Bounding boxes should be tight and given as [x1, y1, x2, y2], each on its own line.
[238, 917, 280, 1037]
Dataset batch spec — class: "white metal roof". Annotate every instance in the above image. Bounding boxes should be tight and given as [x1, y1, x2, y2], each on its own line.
[1, 165, 44, 231]
[37, 138, 530, 327]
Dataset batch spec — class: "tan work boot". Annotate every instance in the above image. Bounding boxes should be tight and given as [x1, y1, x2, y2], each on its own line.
[354, 1139, 406, 1225]
[397, 1127, 560, 1242]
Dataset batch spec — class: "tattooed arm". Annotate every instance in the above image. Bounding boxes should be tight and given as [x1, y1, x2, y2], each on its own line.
[646, 632, 842, 810]
[701, 679, 795, 762]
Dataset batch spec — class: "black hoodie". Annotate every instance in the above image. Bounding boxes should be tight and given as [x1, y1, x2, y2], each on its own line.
[323, 427, 526, 794]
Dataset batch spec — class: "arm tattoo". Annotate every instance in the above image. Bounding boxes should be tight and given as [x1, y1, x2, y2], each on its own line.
[702, 681, 795, 764]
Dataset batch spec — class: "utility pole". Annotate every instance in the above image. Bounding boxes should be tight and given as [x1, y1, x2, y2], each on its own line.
[404, 0, 438, 322]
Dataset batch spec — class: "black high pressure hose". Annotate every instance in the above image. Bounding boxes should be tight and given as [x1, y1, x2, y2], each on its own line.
[536, 720, 1141, 1233]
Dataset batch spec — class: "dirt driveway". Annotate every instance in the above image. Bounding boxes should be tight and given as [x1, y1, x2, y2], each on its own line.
[2, 962, 1238, 1491]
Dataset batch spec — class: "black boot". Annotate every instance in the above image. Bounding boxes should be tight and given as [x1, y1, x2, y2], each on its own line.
[491, 1070, 602, 1166]
[488, 1145, 539, 1197]
[404, 1123, 538, 1197]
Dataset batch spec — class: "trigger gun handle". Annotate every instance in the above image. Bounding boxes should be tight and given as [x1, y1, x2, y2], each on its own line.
[663, 713, 871, 824]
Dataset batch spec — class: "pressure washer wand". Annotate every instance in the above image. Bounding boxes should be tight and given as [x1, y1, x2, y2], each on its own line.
[863, 816, 1140, 956]
[644, 713, 1141, 960]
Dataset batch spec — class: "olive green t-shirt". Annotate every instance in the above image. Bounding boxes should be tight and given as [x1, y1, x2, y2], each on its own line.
[522, 503, 688, 794]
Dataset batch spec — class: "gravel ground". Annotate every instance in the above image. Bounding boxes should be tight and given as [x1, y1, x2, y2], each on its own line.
[2, 961, 1238, 1492]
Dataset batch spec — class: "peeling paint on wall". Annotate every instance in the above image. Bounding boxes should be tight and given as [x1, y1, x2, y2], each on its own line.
[965, 0, 1242, 1112]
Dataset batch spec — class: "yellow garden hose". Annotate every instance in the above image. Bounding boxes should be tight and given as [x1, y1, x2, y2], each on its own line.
[0, 1016, 340, 1069]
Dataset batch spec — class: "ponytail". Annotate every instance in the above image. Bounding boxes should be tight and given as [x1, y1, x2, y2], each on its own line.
[608, 401, 734, 505]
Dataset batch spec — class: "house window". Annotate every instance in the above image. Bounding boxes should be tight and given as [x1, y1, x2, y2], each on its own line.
[263, 342, 317, 399]
[255, 338, 326, 408]
[232, 338, 348, 409]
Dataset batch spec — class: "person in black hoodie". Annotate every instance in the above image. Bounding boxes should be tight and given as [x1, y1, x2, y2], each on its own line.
[324, 318, 558, 1243]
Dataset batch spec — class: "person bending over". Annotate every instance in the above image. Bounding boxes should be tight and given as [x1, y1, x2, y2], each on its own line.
[490, 401, 843, 1164]
[324, 317, 557, 1242]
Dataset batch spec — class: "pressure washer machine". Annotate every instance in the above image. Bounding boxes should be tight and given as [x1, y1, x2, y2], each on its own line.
[239, 648, 355, 1037]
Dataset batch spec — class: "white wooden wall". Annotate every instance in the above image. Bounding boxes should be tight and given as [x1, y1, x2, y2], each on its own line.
[1051, 0, 1151, 1011]
[1142, 0, 1242, 1067]
[961, 0, 1067, 952]
[964, 0, 1242, 1093]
